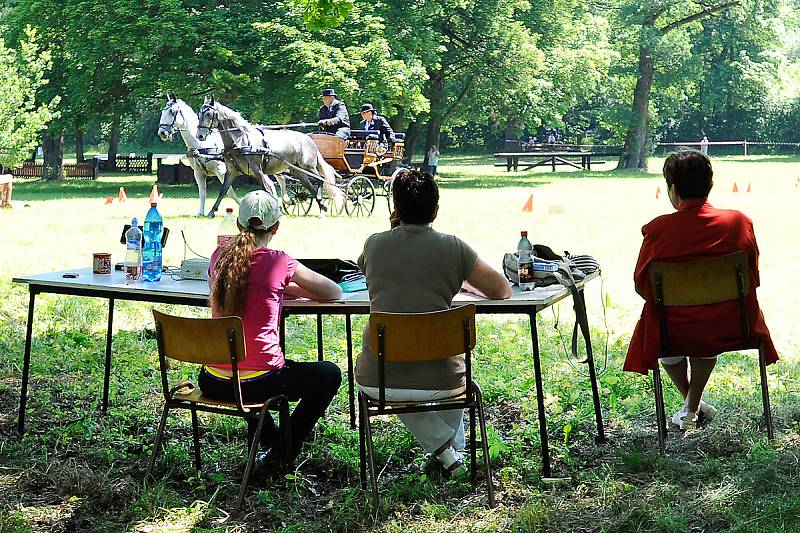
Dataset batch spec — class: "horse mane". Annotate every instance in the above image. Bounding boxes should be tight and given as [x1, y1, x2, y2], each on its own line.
[174, 99, 198, 130]
[214, 102, 250, 128]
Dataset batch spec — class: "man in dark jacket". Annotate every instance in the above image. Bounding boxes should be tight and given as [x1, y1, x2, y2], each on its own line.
[359, 103, 395, 148]
[318, 88, 350, 139]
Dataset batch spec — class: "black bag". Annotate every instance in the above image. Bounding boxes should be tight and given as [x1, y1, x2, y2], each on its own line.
[299, 258, 364, 283]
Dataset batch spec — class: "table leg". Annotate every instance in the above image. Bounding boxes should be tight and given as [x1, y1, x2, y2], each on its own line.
[102, 298, 115, 413]
[280, 310, 287, 354]
[18, 289, 37, 436]
[346, 315, 356, 429]
[577, 289, 606, 444]
[529, 309, 551, 477]
[316, 314, 323, 362]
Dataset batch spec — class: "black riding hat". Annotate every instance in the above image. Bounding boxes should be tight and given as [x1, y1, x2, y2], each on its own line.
[360, 103, 377, 113]
[320, 88, 337, 97]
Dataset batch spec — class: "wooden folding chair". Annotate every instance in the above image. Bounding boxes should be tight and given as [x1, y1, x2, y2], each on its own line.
[147, 310, 292, 512]
[358, 304, 496, 509]
[648, 252, 774, 452]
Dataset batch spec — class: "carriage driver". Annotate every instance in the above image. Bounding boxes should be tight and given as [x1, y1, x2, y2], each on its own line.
[318, 88, 351, 139]
[359, 103, 396, 149]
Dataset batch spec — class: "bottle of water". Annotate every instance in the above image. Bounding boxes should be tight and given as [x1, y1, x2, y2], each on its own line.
[517, 230, 535, 291]
[124, 218, 143, 282]
[142, 202, 163, 282]
[217, 207, 238, 248]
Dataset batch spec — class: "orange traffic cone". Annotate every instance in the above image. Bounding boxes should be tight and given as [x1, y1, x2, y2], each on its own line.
[655, 186, 660, 200]
[732, 182, 739, 193]
[104, 196, 114, 205]
[522, 194, 533, 212]
[118, 187, 128, 202]
[148, 184, 160, 204]
[746, 182, 751, 193]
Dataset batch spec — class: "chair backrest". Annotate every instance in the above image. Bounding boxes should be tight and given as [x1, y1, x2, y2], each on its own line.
[647, 252, 751, 307]
[369, 305, 476, 362]
[152, 310, 246, 365]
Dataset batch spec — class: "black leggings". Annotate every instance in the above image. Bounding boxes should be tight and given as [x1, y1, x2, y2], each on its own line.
[199, 360, 341, 457]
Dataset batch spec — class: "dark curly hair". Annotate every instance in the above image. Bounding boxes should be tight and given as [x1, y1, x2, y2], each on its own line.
[392, 168, 439, 224]
[663, 149, 714, 199]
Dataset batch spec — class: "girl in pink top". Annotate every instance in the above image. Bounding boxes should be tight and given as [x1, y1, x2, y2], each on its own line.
[199, 190, 342, 460]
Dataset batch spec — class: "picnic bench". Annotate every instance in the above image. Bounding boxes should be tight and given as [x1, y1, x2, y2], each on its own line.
[494, 151, 616, 172]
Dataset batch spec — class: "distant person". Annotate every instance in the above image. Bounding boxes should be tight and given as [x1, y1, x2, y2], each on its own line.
[547, 129, 556, 144]
[318, 88, 350, 139]
[203, 190, 343, 460]
[427, 145, 440, 176]
[624, 149, 778, 431]
[359, 103, 395, 149]
[0, 166, 12, 208]
[356, 169, 511, 475]
[700, 135, 709, 155]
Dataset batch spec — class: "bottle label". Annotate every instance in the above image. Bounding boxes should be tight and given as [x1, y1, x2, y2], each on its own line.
[518, 261, 534, 285]
[125, 265, 142, 281]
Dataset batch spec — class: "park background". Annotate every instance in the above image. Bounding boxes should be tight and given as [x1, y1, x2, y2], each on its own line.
[3, 1, 800, 532]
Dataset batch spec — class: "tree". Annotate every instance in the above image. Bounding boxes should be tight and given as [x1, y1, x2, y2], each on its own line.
[0, 27, 59, 174]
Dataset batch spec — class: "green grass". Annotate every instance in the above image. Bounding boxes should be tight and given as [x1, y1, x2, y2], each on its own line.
[1, 155, 799, 531]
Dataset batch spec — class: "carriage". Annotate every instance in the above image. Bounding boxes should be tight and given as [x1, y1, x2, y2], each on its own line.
[281, 130, 406, 217]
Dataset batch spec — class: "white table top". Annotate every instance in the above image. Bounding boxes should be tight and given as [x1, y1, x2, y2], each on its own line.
[13, 267, 596, 310]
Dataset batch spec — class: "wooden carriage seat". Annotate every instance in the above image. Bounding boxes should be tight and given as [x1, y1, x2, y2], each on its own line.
[308, 133, 349, 173]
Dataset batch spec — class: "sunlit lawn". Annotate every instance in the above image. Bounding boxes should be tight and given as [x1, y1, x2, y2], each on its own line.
[1, 154, 800, 531]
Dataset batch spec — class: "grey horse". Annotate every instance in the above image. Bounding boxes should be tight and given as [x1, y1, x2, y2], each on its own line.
[196, 97, 343, 215]
[157, 93, 238, 218]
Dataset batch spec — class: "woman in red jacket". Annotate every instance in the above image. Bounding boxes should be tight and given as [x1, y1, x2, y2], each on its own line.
[624, 149, 777, 431]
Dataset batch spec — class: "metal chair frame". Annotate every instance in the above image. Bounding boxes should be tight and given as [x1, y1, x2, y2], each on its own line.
[357, 305, 496, 509]
[648, 252, 774, 452]
[146, 310, 292, 512]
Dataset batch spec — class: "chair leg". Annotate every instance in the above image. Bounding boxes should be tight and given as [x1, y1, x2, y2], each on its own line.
[474, 382, 496, 508]
[191, 408, 202, 471]
[237, 405, 271, 512]
[360, 396, 379, 509]
[146, 403, 170, 479]
[278, 398, 293, 468]
[358, 394, 367, 489]
[469, 405, 477, 484]
[653, 366, 667, 454]
[758, 342, 774, 441]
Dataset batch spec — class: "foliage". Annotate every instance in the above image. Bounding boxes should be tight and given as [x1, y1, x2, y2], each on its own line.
[0, 26, 58, 169]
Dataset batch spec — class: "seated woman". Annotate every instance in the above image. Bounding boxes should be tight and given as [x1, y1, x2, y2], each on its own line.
[202, 190, 343, 459]
[355, 169, 511, 474]
[624, 149, 778, 431]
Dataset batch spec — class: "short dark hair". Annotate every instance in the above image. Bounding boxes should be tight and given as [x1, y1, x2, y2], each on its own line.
[663, 149, 713, 199]
[392, 168, 439, 224]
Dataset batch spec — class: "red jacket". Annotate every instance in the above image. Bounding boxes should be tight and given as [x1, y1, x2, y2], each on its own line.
[624, 198, 778, 374]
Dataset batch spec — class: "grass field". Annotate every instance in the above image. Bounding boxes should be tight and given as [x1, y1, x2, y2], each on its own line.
[1, 155, 800, 532]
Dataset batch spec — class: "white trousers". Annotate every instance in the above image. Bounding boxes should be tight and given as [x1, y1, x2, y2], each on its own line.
[359, 385, 466, 453]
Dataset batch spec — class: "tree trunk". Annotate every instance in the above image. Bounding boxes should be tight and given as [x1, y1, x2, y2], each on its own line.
[505, 118, 517, 150]
[42, 133, 64, 181]
[422, 70, 446, 167]
[618, 43, 655, 170]
[108, 115, 120, 171]
[403, 121, 420, 164]
[74, 127, 85, 162]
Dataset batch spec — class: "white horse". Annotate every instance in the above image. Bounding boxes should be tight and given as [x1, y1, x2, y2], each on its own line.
[157, 93, 238, 217]
[196, 97, 343, 215]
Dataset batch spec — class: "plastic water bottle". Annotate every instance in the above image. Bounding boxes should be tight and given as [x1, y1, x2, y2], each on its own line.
[142, 203, 163, 282]
[217, 207, 238, 248]
[124, 218, 143, 281]
[517, 230, 535, 291]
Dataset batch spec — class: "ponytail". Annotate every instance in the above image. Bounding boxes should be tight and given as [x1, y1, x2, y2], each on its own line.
[210, 228, 263, 315]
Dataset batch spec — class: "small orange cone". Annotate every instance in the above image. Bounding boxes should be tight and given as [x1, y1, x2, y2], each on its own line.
[104, 196, 114, 205]
[148, 184, 160, 204]
[655, 186, 660, 200]
[522, 193, 533, 212]
[732, 182, 739, 193]
[118, 187, 128, 202]
[746, 182, 751, 193]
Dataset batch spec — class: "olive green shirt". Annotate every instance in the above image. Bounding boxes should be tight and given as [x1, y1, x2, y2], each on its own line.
[355, 224, 478, 389]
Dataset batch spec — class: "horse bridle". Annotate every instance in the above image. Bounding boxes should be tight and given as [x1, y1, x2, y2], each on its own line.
[158, 103, 184, 139]
[197, 103, 218, 139]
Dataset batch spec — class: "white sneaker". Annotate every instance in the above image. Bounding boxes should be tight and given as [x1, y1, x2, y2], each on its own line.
[671, 408, 699, 431]
[698, 400, 718, 424]
[436, 446, 464, 475]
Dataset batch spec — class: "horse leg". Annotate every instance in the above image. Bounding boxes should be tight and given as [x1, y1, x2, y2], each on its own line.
[193, 167, 207, 218]
[208, 167, 234, 218]
[249, 159, 277, 196]
[215, 162, 240, 205]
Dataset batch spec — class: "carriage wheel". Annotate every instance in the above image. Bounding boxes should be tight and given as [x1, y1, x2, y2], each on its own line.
[345, 176, 376, 217]
[282, 179, 313, 216]
[383, 178, 394, 212]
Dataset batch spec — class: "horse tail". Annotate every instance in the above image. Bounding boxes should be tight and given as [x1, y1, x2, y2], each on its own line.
[316, 151, 344, 209]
